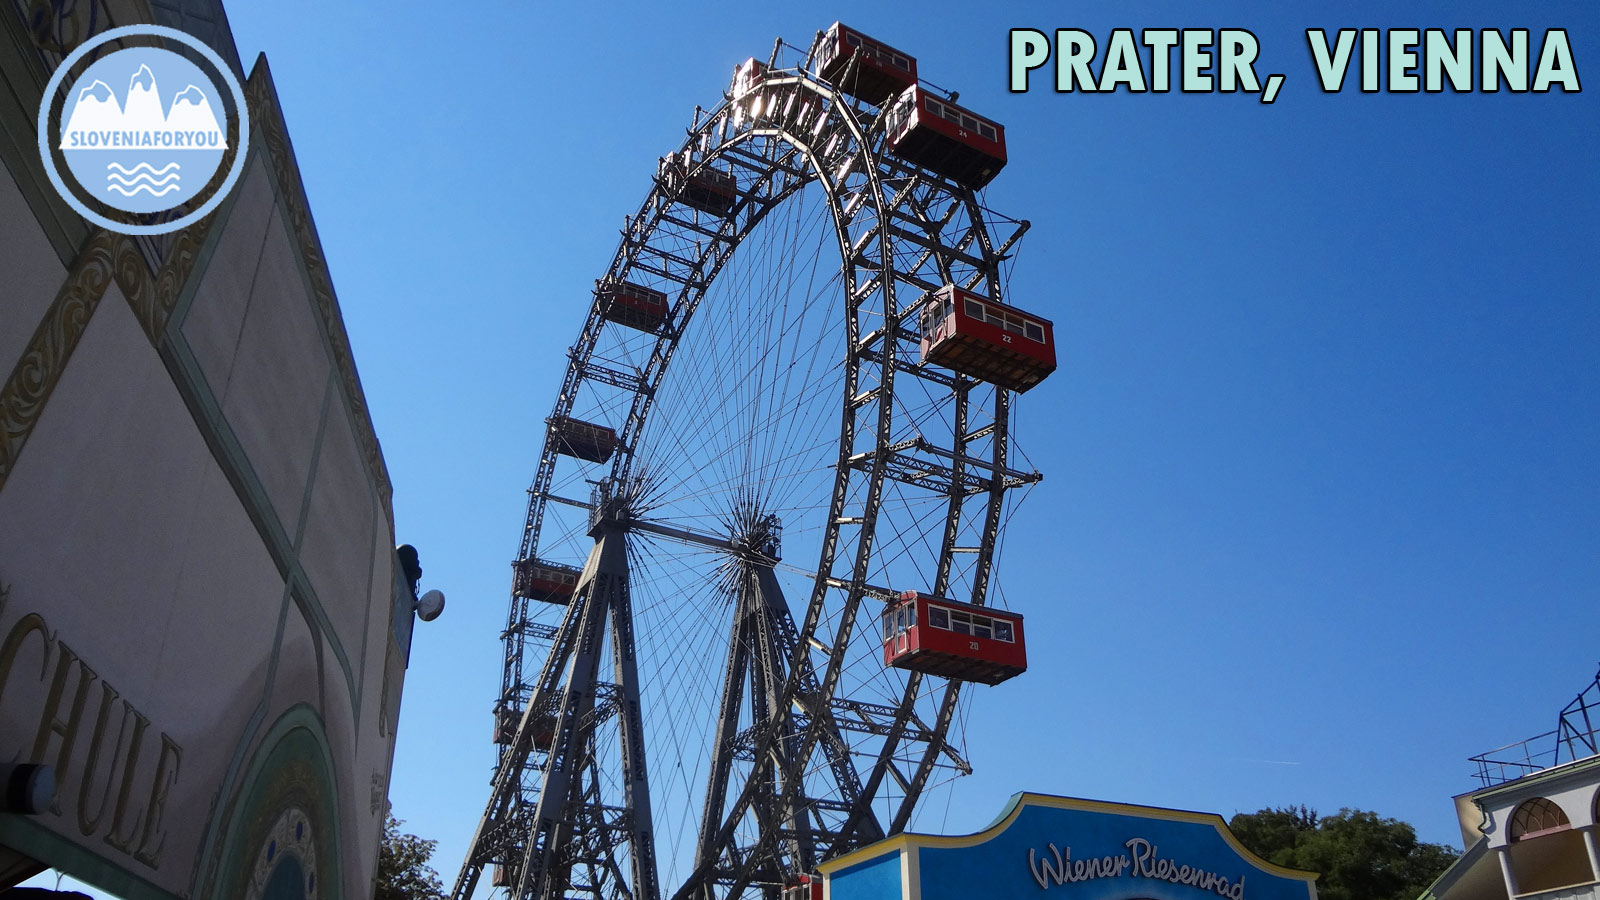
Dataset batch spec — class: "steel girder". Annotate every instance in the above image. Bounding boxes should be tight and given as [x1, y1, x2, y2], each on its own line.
[464, 39, 1037, 900]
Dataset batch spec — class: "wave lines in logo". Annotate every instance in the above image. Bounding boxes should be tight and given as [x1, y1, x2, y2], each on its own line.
[108, 162, 180, 176]
[37, 25, 249, 233]
[107, 160, 181, 196]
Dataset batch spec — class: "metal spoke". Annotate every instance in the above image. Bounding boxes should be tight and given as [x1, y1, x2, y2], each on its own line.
[455, 30, 1040, 900]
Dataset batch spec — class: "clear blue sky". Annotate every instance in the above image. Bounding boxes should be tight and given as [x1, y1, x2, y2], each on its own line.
[66, 1, 1598, 894]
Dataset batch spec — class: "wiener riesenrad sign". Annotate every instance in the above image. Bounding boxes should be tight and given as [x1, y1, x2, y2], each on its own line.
[821, 794, 1318, 900]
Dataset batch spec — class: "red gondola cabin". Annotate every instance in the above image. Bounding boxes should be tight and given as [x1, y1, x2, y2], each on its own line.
[813, 22, 917, 104]
[549, 415, 617, 463]
[884, 86, 1007, 189]
[920, 284, 1055, 393]
[512, 558, 581, 603]
[598, 278, 669, 333]
[781, 874, 822, 900]
[732, 57, 815, 125]
[659, 153, 738, 215]
[492, 706, 517, 743]
[882, 591, 1026, 686]
[493, 706, 555, 750]
[732, 57, 767, 101]
[731, 58, 780, 123]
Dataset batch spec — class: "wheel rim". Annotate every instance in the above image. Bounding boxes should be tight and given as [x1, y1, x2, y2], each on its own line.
[464, 42, 1037, 900]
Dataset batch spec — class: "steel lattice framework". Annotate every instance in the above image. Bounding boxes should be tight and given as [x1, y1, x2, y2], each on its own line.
[454, 32, 1040, 900]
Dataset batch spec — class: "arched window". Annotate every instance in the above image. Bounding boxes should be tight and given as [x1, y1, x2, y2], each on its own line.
[1509, 797, 1571, 841]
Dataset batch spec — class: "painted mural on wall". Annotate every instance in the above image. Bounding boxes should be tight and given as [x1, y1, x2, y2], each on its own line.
[822, 794, 1318, 900]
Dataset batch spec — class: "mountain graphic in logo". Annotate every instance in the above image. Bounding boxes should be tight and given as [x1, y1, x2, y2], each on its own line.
[56, 49, 231, 215]
[61, 64, 227, 146]
[37, 24, 250, 235]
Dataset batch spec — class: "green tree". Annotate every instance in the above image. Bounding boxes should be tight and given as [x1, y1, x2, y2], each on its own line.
[1229, 806, 1458, 900]
[1228, 804, 1320, 866]
[375, 806, 446, 900]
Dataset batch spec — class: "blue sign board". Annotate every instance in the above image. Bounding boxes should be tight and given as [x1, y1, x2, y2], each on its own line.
[822, 794, 1318, 900]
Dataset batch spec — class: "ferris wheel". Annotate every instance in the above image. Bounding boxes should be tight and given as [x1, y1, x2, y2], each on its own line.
[453, 23, 1057, 900]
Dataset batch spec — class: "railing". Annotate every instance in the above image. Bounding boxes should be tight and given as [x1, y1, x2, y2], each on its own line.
[1471, 730, 1567, 787]
[1471, 666, 1600, 788]
[1517, 882, 1598, 900]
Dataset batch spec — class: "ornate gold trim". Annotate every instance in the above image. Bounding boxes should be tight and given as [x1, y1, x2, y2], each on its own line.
[243, 56, 395, 518]
[0, 45, 394, 532]
[0, 228, 117, 494]
[112, 214, 215, 344]
[0, 203, 213, 495]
